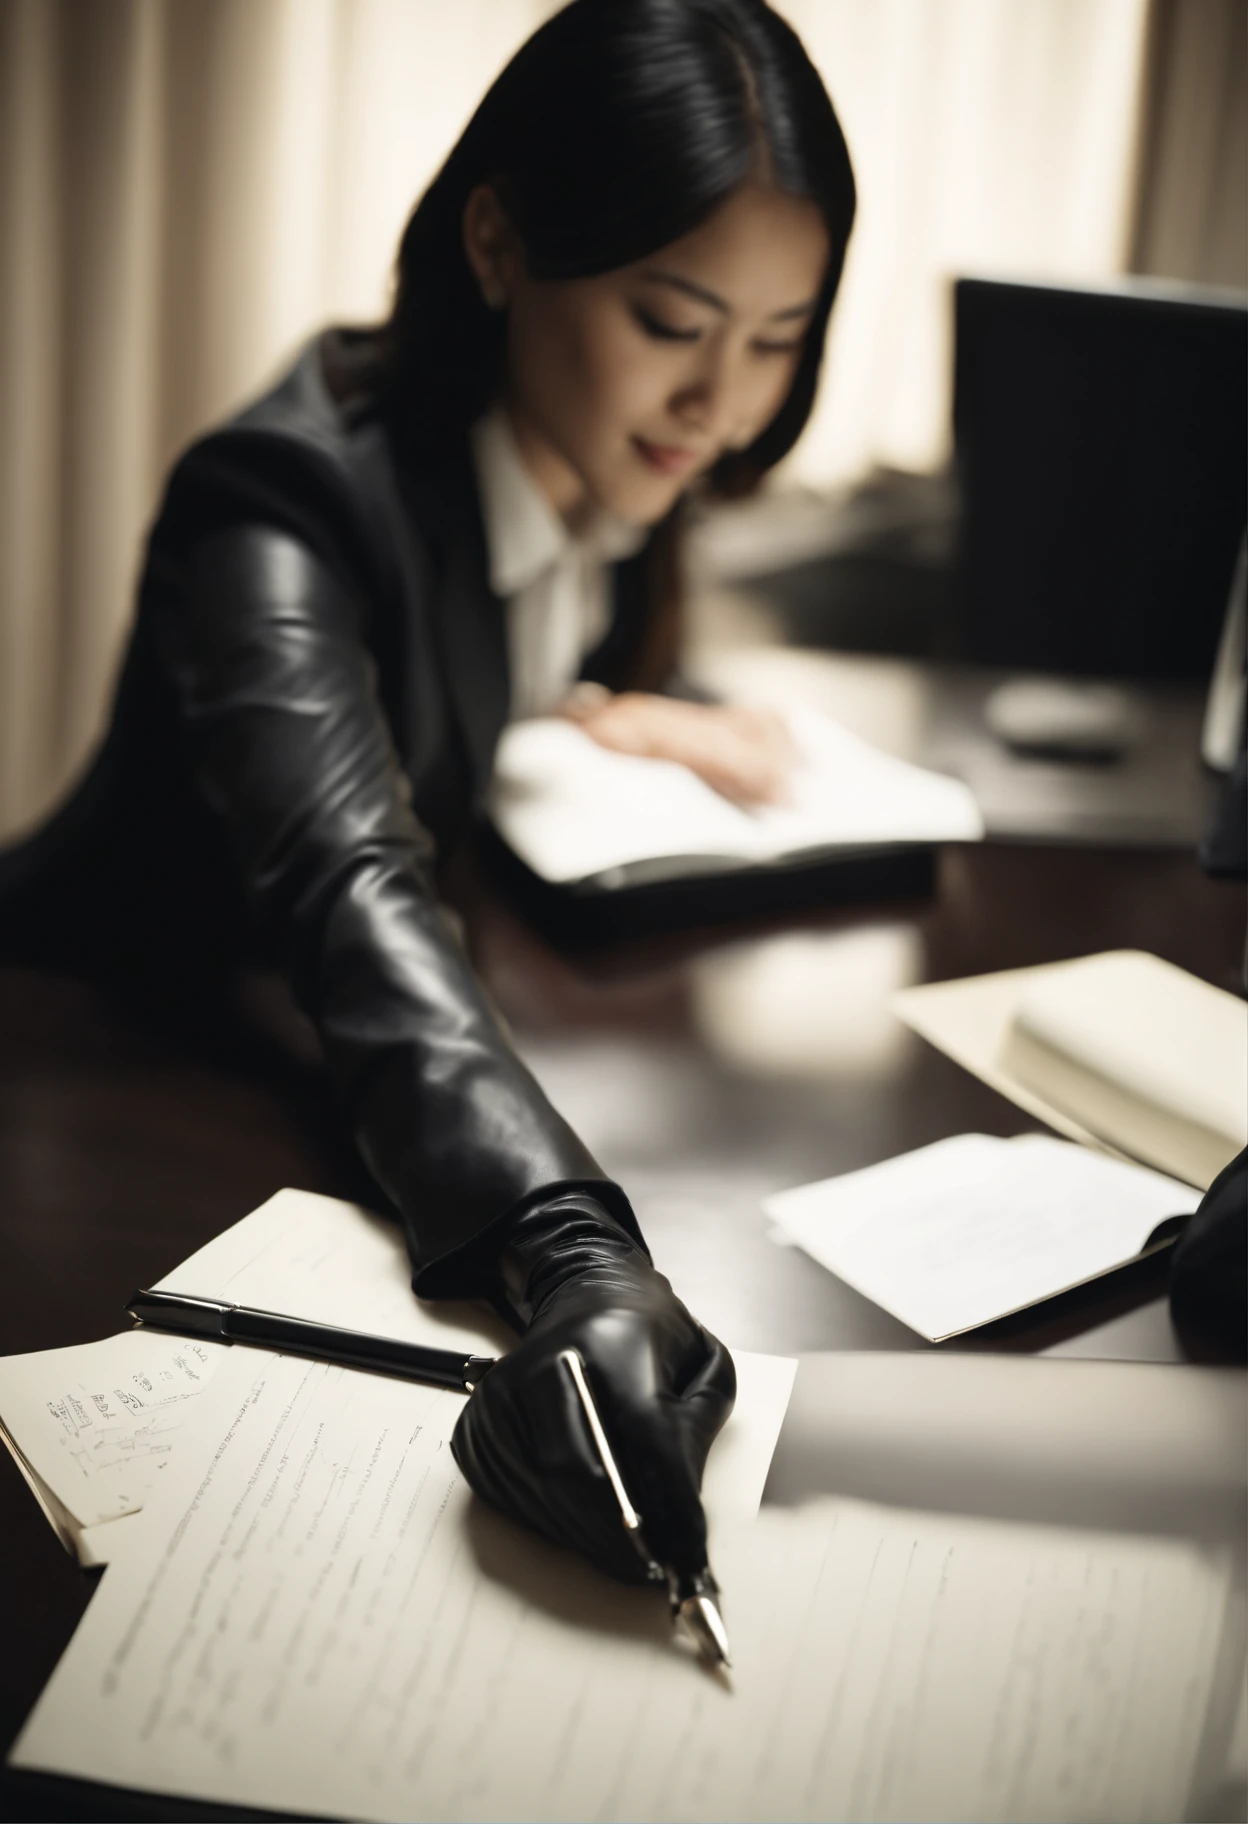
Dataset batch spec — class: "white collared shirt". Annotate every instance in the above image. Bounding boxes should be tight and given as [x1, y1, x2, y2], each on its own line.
[470, 405, 646, 720]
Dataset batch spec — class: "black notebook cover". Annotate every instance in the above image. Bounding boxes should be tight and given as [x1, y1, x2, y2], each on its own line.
[481, 826, 937, 946]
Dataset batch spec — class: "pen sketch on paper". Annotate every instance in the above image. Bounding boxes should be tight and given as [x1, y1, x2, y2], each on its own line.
[48, 1345, 212, 1482]
[13, 1347, 1229, 1824]
[0, 1330, 226, 1541]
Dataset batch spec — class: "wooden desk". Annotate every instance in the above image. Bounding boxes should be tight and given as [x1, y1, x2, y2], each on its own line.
[0, 839, 1242, 1820]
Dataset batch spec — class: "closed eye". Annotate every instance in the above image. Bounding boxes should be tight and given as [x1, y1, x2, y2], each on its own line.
[632, 305, 703, 344]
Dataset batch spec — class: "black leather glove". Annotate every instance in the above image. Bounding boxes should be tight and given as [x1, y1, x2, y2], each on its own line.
[1170, 1147, 1247, 1362]
[452, 1192, 736, 1585]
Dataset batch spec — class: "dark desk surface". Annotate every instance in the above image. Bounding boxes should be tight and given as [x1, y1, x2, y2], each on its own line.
[0, 838, 1243, 1820]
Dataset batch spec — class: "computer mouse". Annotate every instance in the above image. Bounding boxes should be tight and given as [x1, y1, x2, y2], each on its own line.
[983, 678, 1140, 762]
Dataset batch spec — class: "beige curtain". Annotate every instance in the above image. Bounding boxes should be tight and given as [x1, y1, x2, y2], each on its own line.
[781, 0, 1153, 484]
[1131, 0, 1247, 288]
[0, 0, 1237, 841]
[0, 0, 558, 841]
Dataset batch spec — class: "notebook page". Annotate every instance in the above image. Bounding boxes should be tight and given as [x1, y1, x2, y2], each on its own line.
[12, 1347, 1227, 1823]
[1011, 950, 1247, 1148]
[490, 710, 982, 884]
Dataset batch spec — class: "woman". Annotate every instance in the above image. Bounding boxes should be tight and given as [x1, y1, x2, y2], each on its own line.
[0, 0, 855, 1586]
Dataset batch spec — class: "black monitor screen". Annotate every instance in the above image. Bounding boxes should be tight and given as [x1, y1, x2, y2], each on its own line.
[953, 277, 1246, 681]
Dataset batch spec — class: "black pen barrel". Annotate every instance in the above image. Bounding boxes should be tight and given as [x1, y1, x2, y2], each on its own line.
[127, 1288, 495, 1391]
[222, 1308, 474, 1389]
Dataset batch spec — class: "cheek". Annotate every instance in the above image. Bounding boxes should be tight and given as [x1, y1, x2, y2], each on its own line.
[741, 359, 801, 442]
[512, 298, 656, 464]
[573, 317, 671, 448]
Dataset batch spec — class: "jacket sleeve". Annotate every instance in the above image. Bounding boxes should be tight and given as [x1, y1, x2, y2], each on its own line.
[146, 514, 642, 1295]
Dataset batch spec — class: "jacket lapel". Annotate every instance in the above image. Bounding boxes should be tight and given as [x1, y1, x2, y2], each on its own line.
[401, 451, 511, 814]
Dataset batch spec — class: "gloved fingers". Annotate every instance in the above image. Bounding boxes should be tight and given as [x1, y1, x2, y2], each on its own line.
[452, 1380, 556, 1544]
[672, 1330, 737, 1470]
[531, 1463, 660, 1585]
[536, 1317, 732, 1581]
[453, 1312, 736, 1588]
[519, 1347, 616, 1478]
[605, 1397, 712, 1580]
[452, 1369, 653, 1585]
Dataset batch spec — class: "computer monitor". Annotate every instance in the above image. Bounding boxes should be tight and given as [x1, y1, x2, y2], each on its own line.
[952, 277, 1247, 681]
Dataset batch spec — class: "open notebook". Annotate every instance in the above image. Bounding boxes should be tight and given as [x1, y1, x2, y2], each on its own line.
[490, 706, 983, 890]
[895, 950, 1247, 1190]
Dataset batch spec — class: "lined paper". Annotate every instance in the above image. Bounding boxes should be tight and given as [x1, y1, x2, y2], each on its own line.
[12, 1347, 1227, 1822]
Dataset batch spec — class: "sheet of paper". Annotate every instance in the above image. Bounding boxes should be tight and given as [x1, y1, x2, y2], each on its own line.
[12, 1346, 1227, 1823]
[155, 1186, 794, 1519]
[764, 1133, 1202, 1341]
[699, 1348, 796, 1520]
[0, 1330, 226, 1531]
[156, 1185, 517, 1357]
[491, 708, 982, 885]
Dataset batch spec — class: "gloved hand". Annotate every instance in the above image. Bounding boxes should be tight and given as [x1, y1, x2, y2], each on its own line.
[451, 1192, 736, 1585]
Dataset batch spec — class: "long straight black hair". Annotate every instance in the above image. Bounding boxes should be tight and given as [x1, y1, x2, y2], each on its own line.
[385, 0, 854, 488]
[381, 0, 854, 680]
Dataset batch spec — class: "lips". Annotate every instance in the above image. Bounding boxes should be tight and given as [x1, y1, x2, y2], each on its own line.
[631, 436, 705, 477]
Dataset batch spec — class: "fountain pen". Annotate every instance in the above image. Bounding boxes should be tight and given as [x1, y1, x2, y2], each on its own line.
[558, 1346, 732, 1669]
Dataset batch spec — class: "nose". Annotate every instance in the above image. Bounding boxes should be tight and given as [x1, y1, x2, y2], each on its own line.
[668, 339, 748, 450]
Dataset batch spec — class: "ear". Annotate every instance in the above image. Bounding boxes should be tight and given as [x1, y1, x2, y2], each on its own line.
[462, 184, 525, 310]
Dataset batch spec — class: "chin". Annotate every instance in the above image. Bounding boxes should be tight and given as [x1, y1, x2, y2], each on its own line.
[596, 471, 686, 527]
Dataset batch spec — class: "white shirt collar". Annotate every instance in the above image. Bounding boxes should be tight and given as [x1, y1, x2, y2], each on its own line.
[470, 404, 645, 598]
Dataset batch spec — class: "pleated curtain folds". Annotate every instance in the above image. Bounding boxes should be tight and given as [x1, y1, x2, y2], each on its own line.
[0, 0, 559, 840]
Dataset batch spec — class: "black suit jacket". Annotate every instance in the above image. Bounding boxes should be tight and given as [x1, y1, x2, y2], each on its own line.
[0, 332, 652, 1290]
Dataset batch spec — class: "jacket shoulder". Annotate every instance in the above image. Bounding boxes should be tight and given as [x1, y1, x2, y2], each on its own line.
[148, 335, 411, 599]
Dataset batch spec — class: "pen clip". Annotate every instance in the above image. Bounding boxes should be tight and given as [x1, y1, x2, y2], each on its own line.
[558, 1348, 664, 1581]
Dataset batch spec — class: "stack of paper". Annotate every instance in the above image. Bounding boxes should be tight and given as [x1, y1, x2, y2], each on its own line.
[764, 1133, 1202, 1340]
[8, 1344, 1231, 1822]
[491, 707, 983, 888]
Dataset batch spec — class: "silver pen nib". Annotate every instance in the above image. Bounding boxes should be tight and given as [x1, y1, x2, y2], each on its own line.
[677, 1591, 732, 1668]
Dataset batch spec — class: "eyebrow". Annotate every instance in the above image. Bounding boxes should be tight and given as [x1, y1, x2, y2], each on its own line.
[640, 268, 818, 322]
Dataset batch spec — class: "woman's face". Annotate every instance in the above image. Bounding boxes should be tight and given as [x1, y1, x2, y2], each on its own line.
[468, 180, 830, 526]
